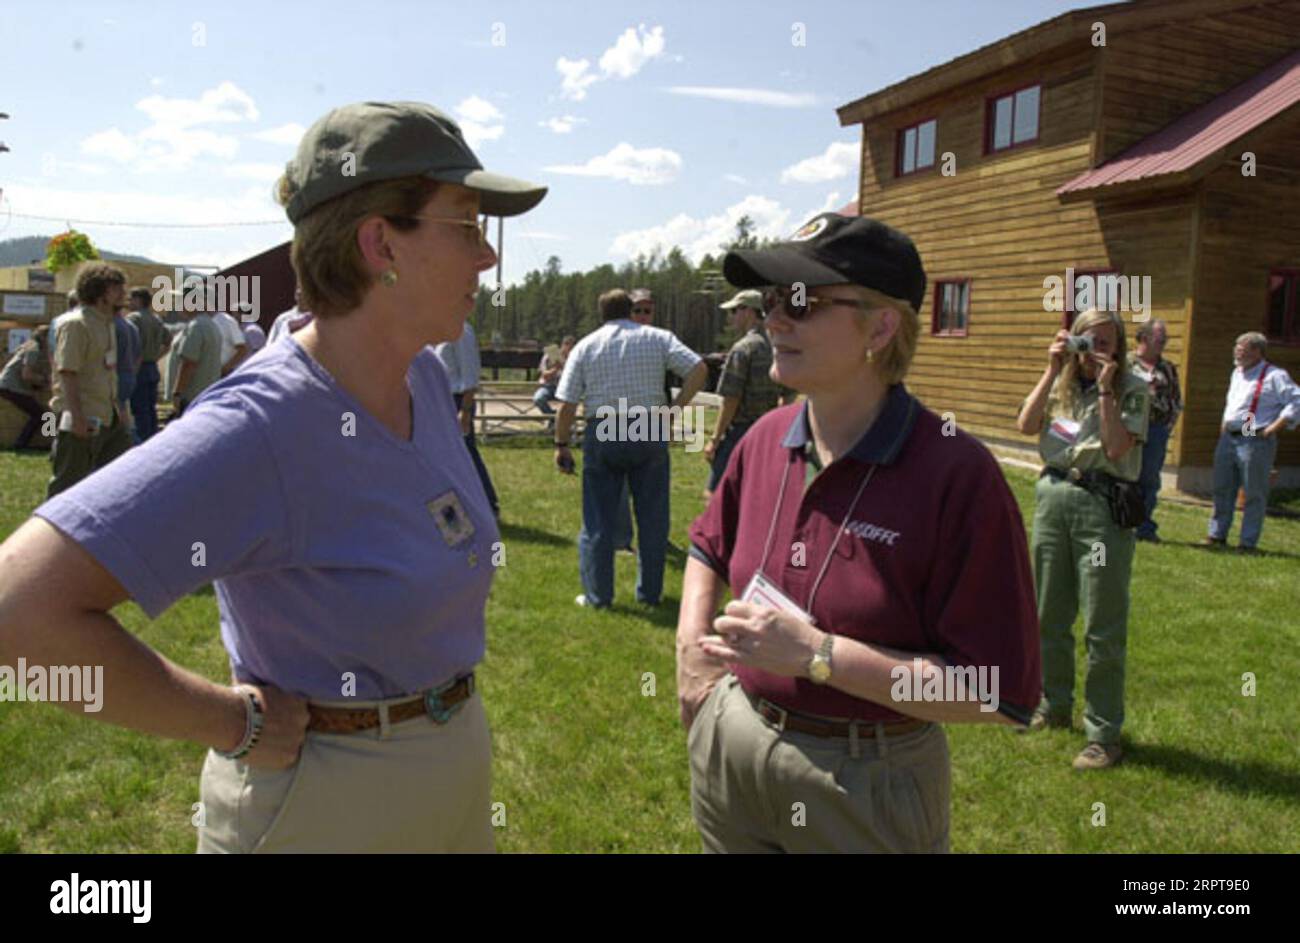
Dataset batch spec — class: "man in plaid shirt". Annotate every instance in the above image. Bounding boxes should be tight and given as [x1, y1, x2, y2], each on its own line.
[554, 289, 708, 608]
[1127, 319, 1181, 542]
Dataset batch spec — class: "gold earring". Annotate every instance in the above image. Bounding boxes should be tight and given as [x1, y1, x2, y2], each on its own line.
[865, 347, 875, 363]
[381, 269, 398, 287]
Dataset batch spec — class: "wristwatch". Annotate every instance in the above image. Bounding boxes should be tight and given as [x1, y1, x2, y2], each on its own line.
[807, 633, 834, 684]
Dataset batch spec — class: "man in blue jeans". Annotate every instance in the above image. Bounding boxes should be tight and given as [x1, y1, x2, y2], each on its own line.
[1127, 319, 1181, 542]
[1207, 332, 1300, 551]
[553, 288, 707, 608]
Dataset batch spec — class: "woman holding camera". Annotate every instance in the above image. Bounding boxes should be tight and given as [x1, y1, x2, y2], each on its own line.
[1016, 308, 1150, 770]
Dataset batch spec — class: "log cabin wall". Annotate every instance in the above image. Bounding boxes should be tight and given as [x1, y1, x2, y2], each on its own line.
[1100, 2, 1300, 161]
[856, 45, 1129, 451]
[1184, 110, 1300, 489]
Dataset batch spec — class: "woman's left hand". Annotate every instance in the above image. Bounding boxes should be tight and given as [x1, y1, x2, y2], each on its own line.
[701, 600, 822, 677]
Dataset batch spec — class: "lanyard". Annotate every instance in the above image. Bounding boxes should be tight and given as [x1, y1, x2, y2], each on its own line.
[757, 451, 877, 624]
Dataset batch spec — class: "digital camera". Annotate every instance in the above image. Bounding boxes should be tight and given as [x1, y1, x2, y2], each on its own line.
[1065, 335, 1093, 354]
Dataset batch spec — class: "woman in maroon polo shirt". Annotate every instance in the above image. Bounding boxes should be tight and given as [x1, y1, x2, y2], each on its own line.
[675, 213, 1041, 853]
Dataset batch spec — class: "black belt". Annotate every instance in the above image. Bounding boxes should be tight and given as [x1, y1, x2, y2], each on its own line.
[1040, 465, 1117, 493]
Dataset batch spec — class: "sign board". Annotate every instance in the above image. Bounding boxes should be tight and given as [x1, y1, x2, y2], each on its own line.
[27, 268, 56, 291]
[2, 294, 47, 317]
[7, 328, 33, 354]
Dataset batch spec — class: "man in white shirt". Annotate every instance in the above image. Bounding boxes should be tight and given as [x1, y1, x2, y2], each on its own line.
[434, 320, 498, 516]
[1207, 331, 1300, 550]
[554, 288, 708, 608]
[213, 310, 249, 375]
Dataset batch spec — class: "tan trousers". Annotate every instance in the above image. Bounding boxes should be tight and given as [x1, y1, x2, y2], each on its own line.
[197, 692, 494, 853]
[688, 675, 951, 853]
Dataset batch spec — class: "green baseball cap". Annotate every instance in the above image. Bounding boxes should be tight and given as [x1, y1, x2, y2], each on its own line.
[283, 101, 547, 223]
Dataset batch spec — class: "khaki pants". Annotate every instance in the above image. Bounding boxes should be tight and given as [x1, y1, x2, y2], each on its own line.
[688, 675, 950, 853]
[197, 692, 494, 853]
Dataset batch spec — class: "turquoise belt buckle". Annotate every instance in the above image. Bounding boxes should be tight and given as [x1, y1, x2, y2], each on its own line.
[423, 675, 470, 725]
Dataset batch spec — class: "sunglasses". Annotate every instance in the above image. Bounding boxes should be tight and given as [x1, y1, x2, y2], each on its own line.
[764, 286, 872, 321]
[393, 214, 491, 250]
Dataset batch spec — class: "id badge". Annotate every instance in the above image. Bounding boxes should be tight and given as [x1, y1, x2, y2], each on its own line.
[427, 490, 475, 547]
[1048, 417, 1080, 445]
[741, 571, 816, 625]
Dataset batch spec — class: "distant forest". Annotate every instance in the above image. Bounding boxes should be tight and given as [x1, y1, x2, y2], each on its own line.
[469, 215, 774, 356]
[0, 235, 156, 268]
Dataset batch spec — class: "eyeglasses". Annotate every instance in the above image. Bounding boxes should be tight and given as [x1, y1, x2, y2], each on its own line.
[764, 286, 872, 321]
[392, 215, 491, 250]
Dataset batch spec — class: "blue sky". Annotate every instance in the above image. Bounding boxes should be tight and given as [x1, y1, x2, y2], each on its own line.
[0, 0, 1093, 285]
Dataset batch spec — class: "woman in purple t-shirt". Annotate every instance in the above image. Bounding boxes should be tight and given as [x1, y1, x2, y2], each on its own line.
[0, 102, 546, 852]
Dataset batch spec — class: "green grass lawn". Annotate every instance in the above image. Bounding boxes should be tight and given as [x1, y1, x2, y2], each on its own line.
[1, 439, 1297, 853]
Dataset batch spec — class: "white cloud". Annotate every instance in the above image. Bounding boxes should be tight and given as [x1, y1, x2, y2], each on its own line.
[780, 141, 860, 183]
[455, 95, 503, 124]
[224, 162, 284, 182]
[598, 25, 665, 79]
[666, 86, 818, 108]
[0, 180, 289, 268]
[455, 96, 505, 148]
[79, 81, 259, 173]
[558, 25, 665, 100]
[135, 80, 259, 129]
[557, 57, 599, 101]
[539, 115, 587, 134]
[544, 143, 681, 185]
[251, 122, 306, 146]
[723, 173, 748, 185]
[149, 76, 164, 88]
[611, 195, 792, 262]
[81, 128, 139, 163]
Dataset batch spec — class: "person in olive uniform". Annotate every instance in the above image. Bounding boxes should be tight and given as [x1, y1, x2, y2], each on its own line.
[703, 288, 789, 495]
[1017, 307, 1150, 771]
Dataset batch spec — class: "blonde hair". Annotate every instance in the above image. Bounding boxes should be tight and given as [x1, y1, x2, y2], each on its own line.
[1051, 308, 1129, 416]
[274, 174, 440, 318]
[851, 285, 919, 385]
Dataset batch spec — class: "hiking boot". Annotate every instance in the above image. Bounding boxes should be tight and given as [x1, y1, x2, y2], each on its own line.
[1072, 741, 1123, 770]
[1022, 707, 1070, 733]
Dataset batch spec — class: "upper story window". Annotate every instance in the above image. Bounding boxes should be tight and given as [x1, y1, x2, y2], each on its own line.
[987, 84, 1040, 152]
[1266, 269, 1299, 343]
[896, 118, 936, 176]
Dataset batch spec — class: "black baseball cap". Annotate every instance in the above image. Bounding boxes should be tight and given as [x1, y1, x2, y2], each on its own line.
[284, 101, 547, 224]
[724, 213, 926, 311]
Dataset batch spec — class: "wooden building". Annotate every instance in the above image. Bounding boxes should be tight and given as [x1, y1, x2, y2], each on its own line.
[836, 0, 1300, 491]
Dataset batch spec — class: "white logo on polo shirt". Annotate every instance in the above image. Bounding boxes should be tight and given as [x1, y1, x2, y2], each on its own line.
[846, 520, 900, 546]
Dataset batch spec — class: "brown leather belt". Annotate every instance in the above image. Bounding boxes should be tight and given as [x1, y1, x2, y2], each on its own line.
[307, 673, 475, 734]
[749, 690, 929, 739]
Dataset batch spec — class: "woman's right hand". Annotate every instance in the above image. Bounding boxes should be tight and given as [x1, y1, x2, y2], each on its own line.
[1048, 329, 1070, 375]
[231, 683, 310, 769]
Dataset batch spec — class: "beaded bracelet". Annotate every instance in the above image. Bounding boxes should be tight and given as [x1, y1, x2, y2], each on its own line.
[215, 685, 265, 761]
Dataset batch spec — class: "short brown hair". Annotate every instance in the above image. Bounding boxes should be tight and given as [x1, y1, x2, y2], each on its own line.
[275, 174, 439, 318]
[75, 263, 127, 306]
[599, 289, 632, 321]
[849, 285, 919, 386]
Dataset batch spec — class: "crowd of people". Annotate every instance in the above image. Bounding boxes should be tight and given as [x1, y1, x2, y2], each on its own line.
[0, 97, 1297, 855]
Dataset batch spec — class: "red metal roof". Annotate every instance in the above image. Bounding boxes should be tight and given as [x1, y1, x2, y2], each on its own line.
[1058, 47, 1300, 199]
